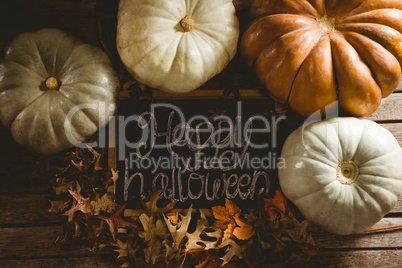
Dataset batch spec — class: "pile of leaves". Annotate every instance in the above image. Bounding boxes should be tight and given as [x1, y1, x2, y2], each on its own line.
[46, 147, 317, 267]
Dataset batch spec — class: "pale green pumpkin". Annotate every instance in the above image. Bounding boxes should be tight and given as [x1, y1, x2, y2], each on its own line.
[0, 28, 119, 155]
[279, 117, 402, 235]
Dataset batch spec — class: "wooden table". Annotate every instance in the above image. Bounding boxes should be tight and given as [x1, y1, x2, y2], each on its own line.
[0, 0, 401, 267]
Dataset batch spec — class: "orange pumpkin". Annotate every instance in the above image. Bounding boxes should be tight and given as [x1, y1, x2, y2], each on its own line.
[241, 0, 402, 116]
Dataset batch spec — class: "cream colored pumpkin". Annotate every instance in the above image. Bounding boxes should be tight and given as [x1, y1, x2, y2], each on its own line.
[0, 29, 119, 155]
[279, 117, 402, 235]
[116, 0, 240, 93]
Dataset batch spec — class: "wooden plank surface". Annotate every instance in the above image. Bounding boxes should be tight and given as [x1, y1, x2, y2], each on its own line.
[380, 123, 402, 147]
[313, 218, 402, 249]
[0, 0, 251, 19]
[365, 94, 402, 121]
[280, 250, 402, 268]
[0, 256, 117, 268]
[0, 0, 118, 18]
[0, 195, 59, 226]
[0, 226, 89, 259]
[0, 0, 401, 267]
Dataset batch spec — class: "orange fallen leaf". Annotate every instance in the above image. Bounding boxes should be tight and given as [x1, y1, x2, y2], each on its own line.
[264, 189, 287, 220]
[232, 217, 255, 240]
[212, 199, 241, 231]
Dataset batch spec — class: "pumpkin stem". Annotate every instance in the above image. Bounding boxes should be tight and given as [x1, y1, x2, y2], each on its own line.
[336, 161, 359, 185]
[180, 15, 194, 32]
[316, 15, 336, 33]
[45, 77, 59, 90]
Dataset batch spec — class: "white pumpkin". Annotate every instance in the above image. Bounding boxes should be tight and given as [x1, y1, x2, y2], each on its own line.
[116, 0, 240, 93]
[279, 117, 402, 235]
[0, 29, 119, 155]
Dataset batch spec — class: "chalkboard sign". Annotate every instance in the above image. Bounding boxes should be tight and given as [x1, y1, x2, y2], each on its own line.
[115, 97, 287, 209]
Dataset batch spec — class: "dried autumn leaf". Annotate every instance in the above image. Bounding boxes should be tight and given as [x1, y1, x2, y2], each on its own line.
[85, 218, 108, 242]
[212, 199, 241, 230]
[186, 214, 222, 252]
[114, 239, 129, 259]
[163, 206, 193, 261]
[119, 80, 136, 100]
[195, 257, 209, 268]
[286, 216, 314, 246]
[111, 169, 119, 184]
[218, 238, 251, 266]
[86, 144, 101, 158]
[264, 189, 287, 220]
[139, 213, 169, 264]
[142, 189, 177, 217]
[63, 189, 91, 222]
[71, 160, 85, 173]
[49, 196, 72, 213]
[195, 251, 222, 268]
[52, 180, 77, 195]
[165, 212, 178, 225]
[90, 192, 117, 215]
[232, 217, 255, 241]
[98, 203, 137, 240]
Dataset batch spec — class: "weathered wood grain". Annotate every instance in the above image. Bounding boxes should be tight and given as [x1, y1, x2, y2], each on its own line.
[0, 256, 118, 268]
[1, 250, 401, 268]
[280, 250, 402, 268]
[0, 195, 60, 225]
[0, 0, 119, 19]
[395, 80, 402, 93]
[312, 218, 402, 249]
[380, 123, 402, 146]
[0, 219, 400, 260]
[365, 94, 402, 121]
[0, 226, 90, 259]
[0, 0, 252, 19]
[0, 126, 51, 194]
[391, 199, 402, 214]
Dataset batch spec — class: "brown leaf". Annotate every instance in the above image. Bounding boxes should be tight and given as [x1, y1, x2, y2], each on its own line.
[212, 199, 241, 230]
[195, 251, 222, 268]
[264, 189, 287, 220]
[139, 213, 169, 264]
[225, 199, 241, 218]
[195, 257, 209, 268]
[63, 190, 91, 222]
[119, 81, 136, 100]
[71, 160, 85, 173]
[52, 180, 77, 195]
[85, 218, 108, 241]
[90, 192, 117, 215]
[141, 189, 177, 217]
[98, 203, 137, 240]
[232, 217, 255, 241]
[286, 217, 314, 245]
[86, 144, 101, 159]
[49, 196, 72, 213]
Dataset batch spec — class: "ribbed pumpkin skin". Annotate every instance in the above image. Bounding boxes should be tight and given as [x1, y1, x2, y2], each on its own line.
[0, 29, 119, 155]
[279, 117, 402, 235]
[241, 0, 402, 117]
[116, 0, 240, 94]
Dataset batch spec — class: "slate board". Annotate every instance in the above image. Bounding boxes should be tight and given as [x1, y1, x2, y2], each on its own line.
[115, 98, 292, 209]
